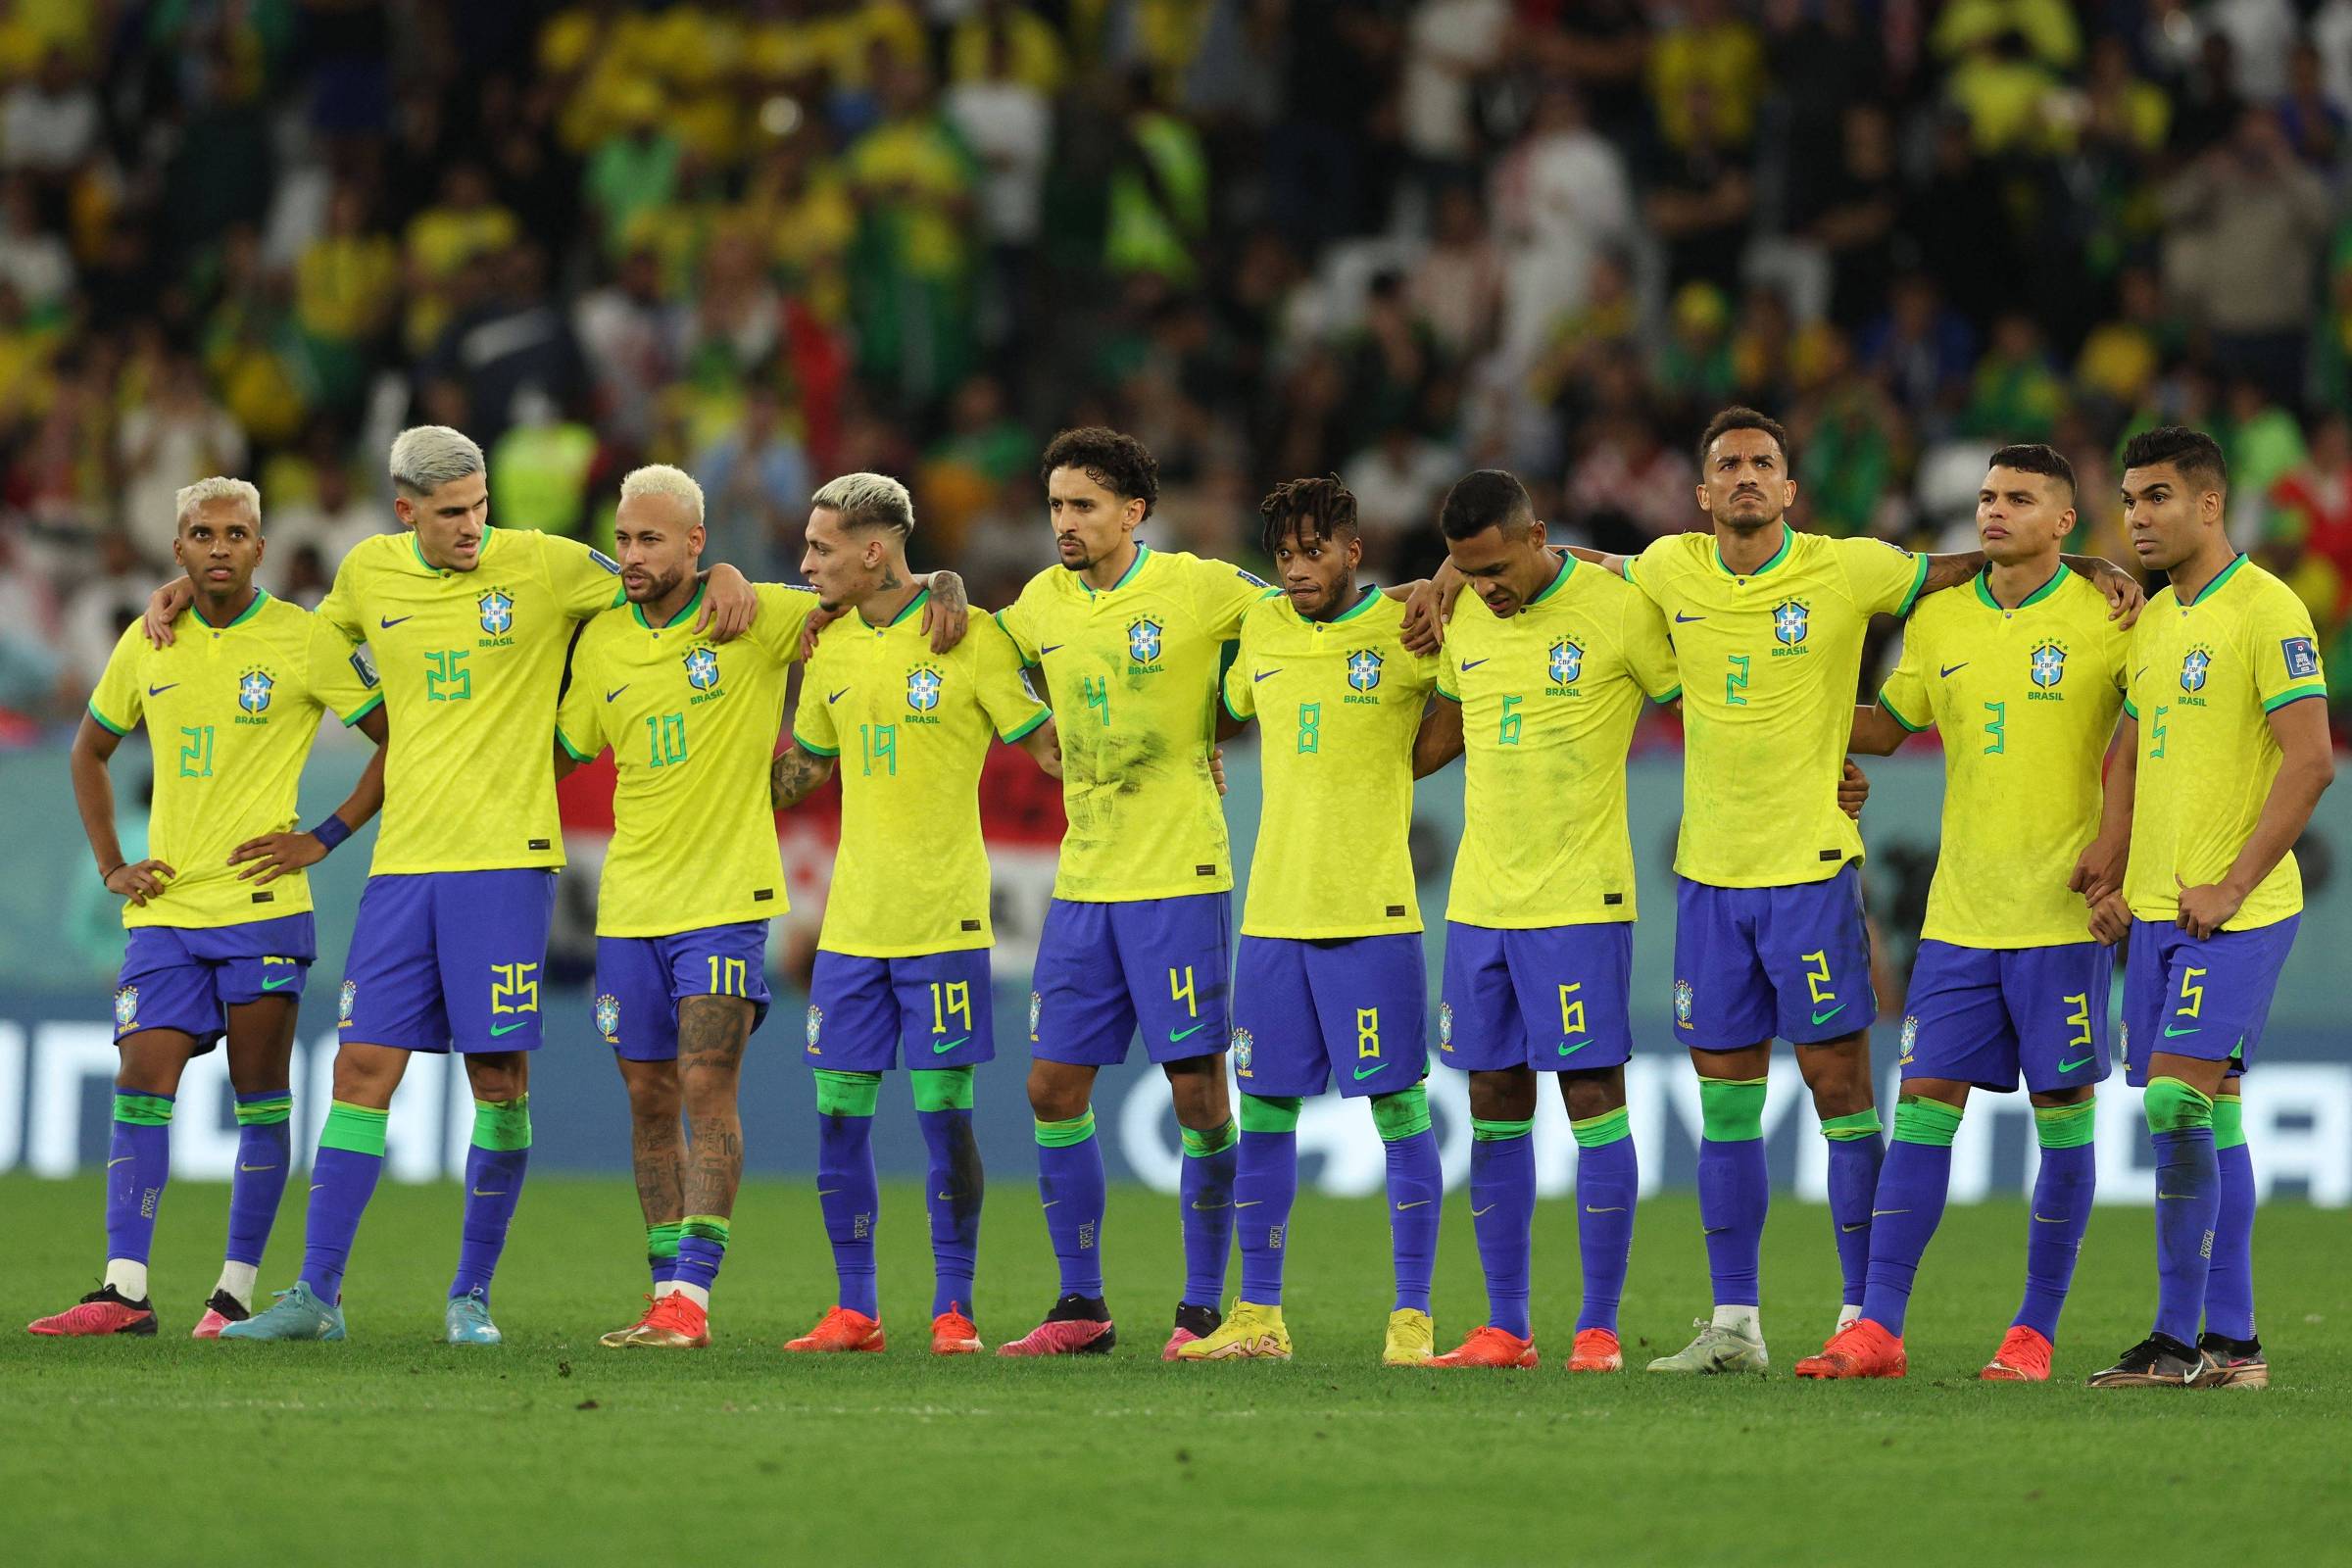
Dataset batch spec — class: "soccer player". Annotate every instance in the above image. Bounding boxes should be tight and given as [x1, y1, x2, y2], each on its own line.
[31, 478, 387, 1339]
[553, 466, 825, 1351]
[768, 472, 1055, 1356]
[2087, 427, 2330, 1390]
[184, 425, 760, 1345]
[1570, 407, 2139, 1373]
[1793, 445, 2133, 1383]
[1172, 475, 1450, 1366]
[1395, 471, 1682, 1371]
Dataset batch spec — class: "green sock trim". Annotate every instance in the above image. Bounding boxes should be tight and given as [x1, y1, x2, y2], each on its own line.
[2211, 1094, 2245, 1152]
[813, 1069, 881, 1118]
[1369, 1084, 1432, 1142]
[646, 1220, 683, 1260]
[1239, 1094, 1302, 1134]
[1698, 1077, 1768, 1143]
[910, 1066, 974, 1112]
[1570, 1106, 1632, 1149]
[112, 1092, 174, 1126]
[1035, 1111, 1096, 1148]
[1182, 1118, 1239, 1156]
[1890, 1097, 1963, 1148]
[1470, 1116, 1534, 1143]
[233, 1094, 293, 1126]
[470, 1096, 532, 1152]
[2142, 1076, 2214, 1135]
[2034, 1098, 2097, 1150]
[1820, 1107, 1884, 1142]
[680, 1213, 731, 1246]
[318, 1100, 389, 1157]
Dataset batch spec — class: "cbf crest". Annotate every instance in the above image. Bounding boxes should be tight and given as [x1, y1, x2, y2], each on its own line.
[1438, 1001, 1454, 1052]
[906, 663, 944, 711]
[113, 984, 138, 1031]
[1231, 1027, 1254, 1076]
[477, 588, 514, 636]
[2180, 645, 2213, 694]
[2030, 642, 2066, 688]
[1772, 600, 1810, 647]
[1548, 639, 1584, 686]
[805, 1003, 824, 1053]
[1347, 649, 1383, 692]
[1898, 1014, 1919, 1065]
[237, 666, 275, 714]
[337, 979, 357, 1026]
[1673, 978, 1694, 1028]
[1127, 617, 1163, 665]
[685, 646, 721, 691]
[594, 993, 621, 1043]
[1029, 990, 1043, 1042]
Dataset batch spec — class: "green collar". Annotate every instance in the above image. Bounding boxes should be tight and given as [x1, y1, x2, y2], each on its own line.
[863, 586, 929, 629]
[1973, 564, 2066, 612]
[1085, 542, 1151, 597]
[412, 523, 495, 575]
[193, 584, 270, 631]
[1528, 553, 1573, 605]
[1713, 523, 1790, 579]
[633, 582, 705, 629]
[1318, 584, 1381, 624]
[2181, 553, 2247, 608]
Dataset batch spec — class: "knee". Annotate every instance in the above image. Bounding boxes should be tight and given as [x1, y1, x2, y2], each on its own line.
[1802, 1055, 1875, 1120]
[628, 1079, 682, 1125]
[1466, 1070, 1534, 1124]
[1026, 1064, 1089, 1123]
[1559, 1071, 1626, 1124]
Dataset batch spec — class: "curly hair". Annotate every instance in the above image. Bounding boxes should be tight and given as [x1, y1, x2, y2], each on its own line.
[1040, 427, 1158, 517]
[1257, 474, 1357, 555]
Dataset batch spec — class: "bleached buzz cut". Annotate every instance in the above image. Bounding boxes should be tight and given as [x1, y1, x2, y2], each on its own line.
[618, 464, 707, 525]
[810, 471, 914, 536]
[175, 475, 261, 529]
[388, 424, 486, 499]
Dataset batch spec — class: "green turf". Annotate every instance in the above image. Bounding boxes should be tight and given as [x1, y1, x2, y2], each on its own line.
[5, 1173, 2346, 1566]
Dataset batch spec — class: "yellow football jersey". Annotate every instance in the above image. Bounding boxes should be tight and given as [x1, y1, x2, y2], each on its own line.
[1222, 588, 1440, 938]
[793, 593, 1049, 956]
[994, 545, 1268, 901]
[87, 590, 382, 928]
[1440, 556, 1682, 926]
[318, 526, 627, 875]
[1630, 525, 1928, 888]
[557, 583, 817, 938]
[2123, 555, 2328, 930]
[1878, 568, 2129, 947]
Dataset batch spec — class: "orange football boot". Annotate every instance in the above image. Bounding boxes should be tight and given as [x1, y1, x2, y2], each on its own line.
[1565, 1327, 1623, 1372]
[785, 1305, 886, 1352]
[931, 1303, 983, 1355]
[1429, 1325, 1539, 1368]
[1794, 1317, 1907, 1379]
[1980, 1324, 2053, 1382]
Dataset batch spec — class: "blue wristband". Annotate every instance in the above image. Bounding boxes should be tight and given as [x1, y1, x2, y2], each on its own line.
[309, 815, 353, 853]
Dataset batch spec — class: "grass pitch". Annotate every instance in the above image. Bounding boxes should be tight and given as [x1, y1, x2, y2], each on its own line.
[5, 1173, 2347, 1566]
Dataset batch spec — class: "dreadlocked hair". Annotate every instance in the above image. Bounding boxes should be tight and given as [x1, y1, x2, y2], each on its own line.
[1258, 474, 1358, 556]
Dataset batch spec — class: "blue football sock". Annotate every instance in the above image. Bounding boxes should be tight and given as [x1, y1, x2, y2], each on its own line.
[2145, 1078, 2218, 1345]
[1178, 1119, 1239, 1308]
[105, 1092, 173, 1282]
[1374, 1088, 1440, 1314]
[1697, 1078, 1768, 1308]
[1469, 1117, 1535, 1338]
[1235, 1096, 1301, 1305]
[914, 1067, 982, 1318]
[450, 1099, 531, 1304]
[1570, 1107, 1637, 1334]
[1036, 1112, 1106, 1298]
[814, 1071, 882, 1317]
[1821, 1108, 1885, 1308]
[224, 1092, 292, 1271]
[1858, 1098, 1962, 1337]
[645, 1220, 683, 1289]
[674, 1215, 729, 1298]
[2015, 1101, 2095, 1342]
[302, 1102, 387, 1303]
[2205, 1094, 2257, 1342]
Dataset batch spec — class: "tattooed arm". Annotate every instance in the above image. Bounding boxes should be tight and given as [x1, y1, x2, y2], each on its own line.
[770, 743, 837, 809]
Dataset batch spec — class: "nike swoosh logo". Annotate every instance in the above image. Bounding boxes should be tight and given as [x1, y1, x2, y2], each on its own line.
[1459, 658, 1490, 669]
[1810, 1003, 1846, 1027]
[1558, 1038, 1590, 1056]
[1351, 1061, 1388, 1080]
[489, 1021, 528, 1036]
[2162, 1020, 2201, 1037]
[147, 683, 178, 696]
[107, 1155, 133, 1168]
[1841, 1221, 1873, 1232]
[1253, 668, 1282, 682]
[1584, 1205, 1626, 1214]
[310, 1184, 325, 1194]
[239, 1162, 277, 1172]
[828, 688, 851, 704]
[605, 686, 628, 702]
[1039, 644, 1064, 656]
[1939, 662, 1968, 677]
[379, 615, 413, 628]
[1235, 1199, 1263, 1208]
[1040, 1200, 1059, 1208]
[260, 974, 296, 991]
[2157, 1191, 2192, 1200]
[932, 1036, 969, 1054]
[1190, 1199, 1230, 1211]
[1396, 1200, 1432, 1210]
[1701, 1226, 1730, 1236]
[1675, 612, 1705, 624]
[1470, 1202, 1496, 1217]
[2033, 1213, 2069, 1224]
[936, 1191, 956, 1200]
[818, 1188, 841, 1197]
[2133, 666, 2148, 682]
[1170, 1023, 1205, 1043]
[1868, 1210, 1907, 1219]
[2058, 1055, 2094, 1072]
[470, 1188, 507, 1198]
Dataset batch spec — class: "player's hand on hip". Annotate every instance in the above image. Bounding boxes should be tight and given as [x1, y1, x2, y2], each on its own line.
[143, 577, 196, 647]
[228, 831, 326, 885]
[696, 563, 759, 642]
[923, 570, 970, 653]
[2088, 892, 2132, 946]
[2172, 873, 2242, 941]
[1838, 759, 1870, 818]
[105, 858, 175, 906]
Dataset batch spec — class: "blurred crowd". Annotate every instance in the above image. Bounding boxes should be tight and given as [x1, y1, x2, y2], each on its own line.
[2, 0, 2351, 739]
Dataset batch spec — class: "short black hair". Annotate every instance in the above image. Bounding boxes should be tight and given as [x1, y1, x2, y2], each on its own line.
[1985, 443, 2077, 499]
[1438, 469, 1534, 541]
[1040, 427, 1158, 518]
[1696, 406, 1792, 472]
[2120, 425, 2229, 495]
[1258, 474, 1357, 555]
